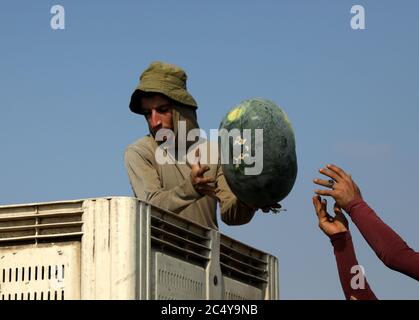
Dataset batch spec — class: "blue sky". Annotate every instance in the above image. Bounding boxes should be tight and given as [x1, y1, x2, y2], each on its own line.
[1, 0, 418, 299]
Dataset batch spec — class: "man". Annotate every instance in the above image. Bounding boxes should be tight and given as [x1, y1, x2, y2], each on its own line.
[312, 164, 419, 299]
[124, 61, 259, 229]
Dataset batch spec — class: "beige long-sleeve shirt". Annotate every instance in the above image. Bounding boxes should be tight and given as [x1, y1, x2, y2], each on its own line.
[124, 136, 255, 229]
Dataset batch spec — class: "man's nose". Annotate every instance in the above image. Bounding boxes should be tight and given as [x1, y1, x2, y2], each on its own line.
[150, 109, 162, 127]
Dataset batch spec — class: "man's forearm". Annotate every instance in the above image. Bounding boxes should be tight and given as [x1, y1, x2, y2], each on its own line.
[331, 231, 377, 300]
[143, 177, 202, 213]
[344, 199, 419, 280]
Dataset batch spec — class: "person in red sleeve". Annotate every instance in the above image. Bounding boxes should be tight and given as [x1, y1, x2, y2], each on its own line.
[312, 164, 419, 300]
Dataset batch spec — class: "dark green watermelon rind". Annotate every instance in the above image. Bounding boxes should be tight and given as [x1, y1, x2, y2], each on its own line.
[219, 98, 298, 207]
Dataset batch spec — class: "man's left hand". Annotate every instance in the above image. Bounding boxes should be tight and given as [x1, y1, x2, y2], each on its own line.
[313, 164, 363, 209]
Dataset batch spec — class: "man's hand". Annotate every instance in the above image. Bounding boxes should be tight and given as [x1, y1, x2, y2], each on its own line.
[312, 195, 348, 237]
[313, 164, 363, 209]
[189, 149, 217, 199]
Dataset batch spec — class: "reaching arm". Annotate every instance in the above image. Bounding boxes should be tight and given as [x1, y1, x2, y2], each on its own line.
[344, 199, 419, 281]
[314, 163, 419, 282]
[312, 196, 377, 300]
[331, 231, 377, 300]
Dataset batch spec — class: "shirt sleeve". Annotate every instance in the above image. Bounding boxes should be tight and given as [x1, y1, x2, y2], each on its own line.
[330, 231, 377, 300]
[124, 145, 202, 213]
[215, 164, 256, 225]
[343, 199, 419, 281]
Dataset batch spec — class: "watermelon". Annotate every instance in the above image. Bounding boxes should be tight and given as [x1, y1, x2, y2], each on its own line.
[219, 98, 297, 208]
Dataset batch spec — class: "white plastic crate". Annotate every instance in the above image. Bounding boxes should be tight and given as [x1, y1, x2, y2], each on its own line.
[0, 197, 279, 300]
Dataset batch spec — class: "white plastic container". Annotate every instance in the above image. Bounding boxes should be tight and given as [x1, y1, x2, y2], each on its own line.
[0, 197, 279, 300]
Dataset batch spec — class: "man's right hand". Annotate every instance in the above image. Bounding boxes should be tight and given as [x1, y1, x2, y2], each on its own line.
[189, 149, 217, 199]
[312, 195, 348, 237]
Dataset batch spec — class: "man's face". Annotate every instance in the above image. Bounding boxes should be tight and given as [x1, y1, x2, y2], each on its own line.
[141, 94, 174, 136]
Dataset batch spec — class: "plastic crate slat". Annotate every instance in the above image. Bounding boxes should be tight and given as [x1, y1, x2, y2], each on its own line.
[220, 243, 267, 265]
[0, 221, 83, 233]
[151, 236, 210, 261]
[0, 232, 83, 243]
[220, 262, 268, 283]
[220, 252, 267, 274]
[151, 216, 210, 241]
[151, 226, 210, 251]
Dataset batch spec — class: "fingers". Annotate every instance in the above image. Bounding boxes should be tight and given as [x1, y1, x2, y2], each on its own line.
[197, 164, 210, 177]
[187, 148, 202, 168]
[312, 195, 327, 220]
[195, 148, 201, 168]
[195, 177, 215, 186]
[319, 164, 351, 183]
[319, 167, 341, 182]
[190, 157, 209, 178]
[314, 188, 334, 197]
[326, 164, 349, 179]
[333, 203, 343, 214]
[313, 178, 334, 188]
[312, 195, 321, 212]
[190, 157, 212, 186]
[312, 195, 321, 211]
[189, 160, 202, 170]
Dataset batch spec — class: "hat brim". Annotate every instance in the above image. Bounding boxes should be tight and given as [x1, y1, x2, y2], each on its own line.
[129, 89, 197, 115]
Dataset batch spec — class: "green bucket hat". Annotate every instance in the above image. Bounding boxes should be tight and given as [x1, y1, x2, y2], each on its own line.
[129, 61, 198, 115]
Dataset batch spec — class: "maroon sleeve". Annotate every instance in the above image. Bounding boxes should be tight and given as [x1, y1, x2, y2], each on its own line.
[344, 199, 419, 281]
[330, 231, 377, 300]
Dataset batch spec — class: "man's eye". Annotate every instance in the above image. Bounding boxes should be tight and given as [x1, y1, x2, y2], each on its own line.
[158, 107, 169, 113]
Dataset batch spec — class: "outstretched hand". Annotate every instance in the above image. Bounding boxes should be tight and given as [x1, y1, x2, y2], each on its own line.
[312, 195, 348, 237]
[313, 164, 363, 209]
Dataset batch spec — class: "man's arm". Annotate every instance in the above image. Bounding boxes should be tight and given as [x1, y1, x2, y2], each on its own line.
[315, 164, 419, 281]
[124, 146, 202, 213]
[331, 231, 377, 300]
[215, 164, 256, 225]
[344, 199, 419, 281]
[312, 196, 377, 300]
